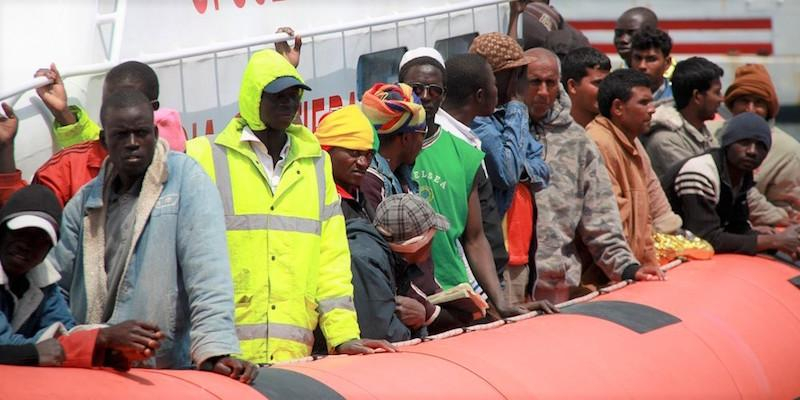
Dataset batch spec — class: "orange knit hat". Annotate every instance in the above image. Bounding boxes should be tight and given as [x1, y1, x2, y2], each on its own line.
[724, 64, 780, 119]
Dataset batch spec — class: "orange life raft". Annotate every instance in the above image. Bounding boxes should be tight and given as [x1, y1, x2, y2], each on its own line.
[1, 254, 799, 399]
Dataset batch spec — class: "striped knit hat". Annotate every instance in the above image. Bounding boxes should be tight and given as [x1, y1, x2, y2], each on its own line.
[360, 83, 426, 135]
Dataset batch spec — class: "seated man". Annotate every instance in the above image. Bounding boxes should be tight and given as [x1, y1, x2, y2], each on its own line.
[315, 107, 425, 337]
[663, 112, 800, 258]
[349, 193, 474, 339]
[0, 185, 164, 370]
[47, 89, 255, 381]
[525, 49, 661, 304]
[586, 69, 662, 271]
[359, 83, 427, 214]
[709, 64, 800, 227]
[630, 27, 674, 106]
[642, 57, 723, 178]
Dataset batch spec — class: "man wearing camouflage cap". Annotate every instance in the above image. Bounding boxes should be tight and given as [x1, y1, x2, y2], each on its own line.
[708, 64, 800, 226]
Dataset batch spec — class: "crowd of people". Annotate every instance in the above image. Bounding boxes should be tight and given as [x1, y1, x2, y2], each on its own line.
[0, 0, 799, 384]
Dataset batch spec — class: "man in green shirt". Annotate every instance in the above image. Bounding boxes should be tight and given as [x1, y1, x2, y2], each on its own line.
[399, 48, 554, 317]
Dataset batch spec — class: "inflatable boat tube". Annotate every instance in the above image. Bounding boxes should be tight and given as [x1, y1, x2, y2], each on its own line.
[1, 254, 798, 399]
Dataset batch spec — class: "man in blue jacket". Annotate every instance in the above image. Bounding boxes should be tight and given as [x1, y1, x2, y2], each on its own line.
[46, 89, 256, 381]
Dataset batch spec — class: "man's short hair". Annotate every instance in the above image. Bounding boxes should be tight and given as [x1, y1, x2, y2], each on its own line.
[560, 47, 611, 88]
[631, 27, 672, 57]
[398, 56, 447, 86]
[618, 7, 659, 28]
[598, 69, 651, 118]
[672, 57, 724, 110]
[100, 88, 153, 126]
[106, 61, 160, 101]
[444, 54, 492, 108]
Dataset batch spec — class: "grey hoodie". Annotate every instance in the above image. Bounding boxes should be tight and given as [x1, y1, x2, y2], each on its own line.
[532, 87, 640, 295]
[642, 104, 717, 179]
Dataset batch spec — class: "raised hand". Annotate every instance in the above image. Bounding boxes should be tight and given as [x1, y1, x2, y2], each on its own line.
[274, 27, 302, 68]
[34, 63, 76, 125]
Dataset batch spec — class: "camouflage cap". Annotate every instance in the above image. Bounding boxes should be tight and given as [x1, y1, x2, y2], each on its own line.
[469, 32, 533, 72]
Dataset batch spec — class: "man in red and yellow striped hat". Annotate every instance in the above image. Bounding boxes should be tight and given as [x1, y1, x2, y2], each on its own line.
[359, 82, 427, 215]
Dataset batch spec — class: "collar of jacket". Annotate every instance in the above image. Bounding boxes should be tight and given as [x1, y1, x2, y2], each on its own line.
[369, 153, 418, 195]
[532, 84, 574, 137]
[650, 105, 714, 147]
[81, 138, 170, 324]
[0, 259, 60, 290]
[2, 259, 60, 332]
[712, 147, 755, 192]
[85, 139, 170, 210]
[214, 117, 322, 166]
[592, 115, 640, 157]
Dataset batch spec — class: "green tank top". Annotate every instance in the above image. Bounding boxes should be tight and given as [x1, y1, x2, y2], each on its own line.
[413, 128, 485, 289]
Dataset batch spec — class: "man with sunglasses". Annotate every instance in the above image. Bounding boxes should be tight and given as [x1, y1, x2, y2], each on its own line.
[398, 48, 531, 318]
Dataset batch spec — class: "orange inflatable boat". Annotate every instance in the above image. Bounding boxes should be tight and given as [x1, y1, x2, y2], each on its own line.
[2, 254, 799, 399]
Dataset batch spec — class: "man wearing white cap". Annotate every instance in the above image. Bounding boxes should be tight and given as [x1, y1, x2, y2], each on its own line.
[0, 185, 169, 370]
[0, 184, 75, 345]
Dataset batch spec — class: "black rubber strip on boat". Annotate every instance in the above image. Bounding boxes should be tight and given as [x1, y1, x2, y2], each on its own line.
[561, 300, 681, 334]
[251, 367, 345, 400]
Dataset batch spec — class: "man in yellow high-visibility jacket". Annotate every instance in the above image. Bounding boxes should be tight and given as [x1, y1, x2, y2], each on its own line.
[186, 49, 394, 364]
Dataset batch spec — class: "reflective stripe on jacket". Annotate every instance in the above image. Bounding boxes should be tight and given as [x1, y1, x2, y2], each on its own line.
[186, 118, 359, 364]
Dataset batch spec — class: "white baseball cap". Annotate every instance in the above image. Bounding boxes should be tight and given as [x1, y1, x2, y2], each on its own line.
[6, 214, 58, 246]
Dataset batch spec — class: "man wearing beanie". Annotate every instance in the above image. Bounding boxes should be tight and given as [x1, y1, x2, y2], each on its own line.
[315, 105, 376, 221]
[664, 112, 800, 258]
[709, 63, 800, 226]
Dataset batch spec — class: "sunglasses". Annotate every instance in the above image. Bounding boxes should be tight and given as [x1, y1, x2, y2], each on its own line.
[408, 83, 446, 99]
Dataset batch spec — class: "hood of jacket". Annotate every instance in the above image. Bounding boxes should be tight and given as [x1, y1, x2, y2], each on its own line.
[647, 104, 683, 135]
[239, 49, 308, 131]
[347, 218, 391, 254]
[535, 84, 574, 133]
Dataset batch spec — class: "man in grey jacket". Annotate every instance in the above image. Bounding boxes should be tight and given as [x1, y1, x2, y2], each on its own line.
[525, 48, 663, 303]
[642, 57, 723, 178]
[46, 89, 256, 381]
